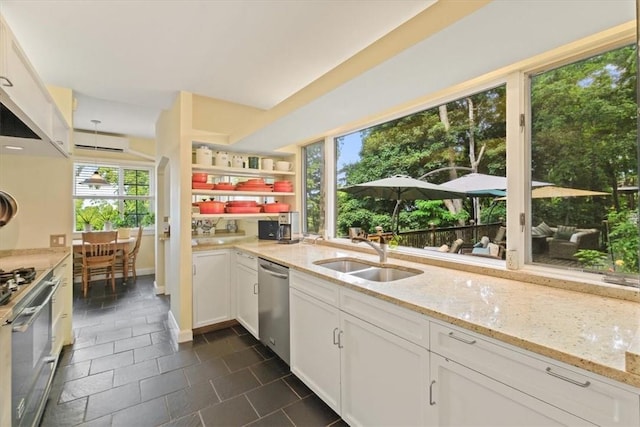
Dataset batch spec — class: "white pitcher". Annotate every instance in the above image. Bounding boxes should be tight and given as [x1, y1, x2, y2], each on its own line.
[195, 146, 212, 165]
[215, 151, 229, 167]
[262, 158, 274, 170]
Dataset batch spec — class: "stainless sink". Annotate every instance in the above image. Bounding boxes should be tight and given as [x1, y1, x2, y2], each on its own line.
[314, 257, 422, 282]
[313, 258, 376, 273]
[349, 267, 421, 282]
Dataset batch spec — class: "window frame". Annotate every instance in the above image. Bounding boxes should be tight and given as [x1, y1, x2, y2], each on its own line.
[72, 158, 155, 231]
[314, 24, 636, 285]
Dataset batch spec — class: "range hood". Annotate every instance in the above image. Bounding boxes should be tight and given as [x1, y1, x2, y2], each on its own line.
[0, 102, 39, 139]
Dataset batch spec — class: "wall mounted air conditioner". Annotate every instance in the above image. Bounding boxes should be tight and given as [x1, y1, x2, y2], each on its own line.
[73, 131, 129, 153]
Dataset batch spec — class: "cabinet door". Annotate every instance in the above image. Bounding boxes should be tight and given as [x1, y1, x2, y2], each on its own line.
[236, 263, 259, 338]
[340, 311, 429, 427]
[429, 353, 595, 426]
[290, 287, 341, 413]
[192, 251, 230, 328]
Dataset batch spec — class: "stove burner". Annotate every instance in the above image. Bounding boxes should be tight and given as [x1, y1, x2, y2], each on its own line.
[0, 267, 36, 286]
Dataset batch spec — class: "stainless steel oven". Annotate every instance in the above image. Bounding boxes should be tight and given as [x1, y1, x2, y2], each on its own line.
[9, 271, 60, 427]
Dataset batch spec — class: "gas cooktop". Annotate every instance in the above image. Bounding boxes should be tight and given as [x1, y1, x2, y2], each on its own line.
[0, 267, 37, 305]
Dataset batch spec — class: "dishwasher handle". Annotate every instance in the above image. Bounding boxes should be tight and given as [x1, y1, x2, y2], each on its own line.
[258, 262, 289, 279]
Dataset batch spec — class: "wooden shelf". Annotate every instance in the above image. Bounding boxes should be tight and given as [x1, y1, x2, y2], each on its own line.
[192, 164, 295, 177]
[191, 190, 295, 197]
[193, 213, 282, 220]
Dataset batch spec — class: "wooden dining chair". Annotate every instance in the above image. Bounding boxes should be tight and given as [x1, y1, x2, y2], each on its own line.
[81, 231, 118, 297]
[115, 226, 143, 283]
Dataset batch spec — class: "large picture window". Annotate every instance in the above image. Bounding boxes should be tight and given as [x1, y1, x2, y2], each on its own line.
[530, 44, 638, 277]
[73, 162, 155, 231]
[303, 141, 325, 234]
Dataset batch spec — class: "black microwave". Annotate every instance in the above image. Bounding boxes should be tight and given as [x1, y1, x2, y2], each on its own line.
[258, 220, 279, 240]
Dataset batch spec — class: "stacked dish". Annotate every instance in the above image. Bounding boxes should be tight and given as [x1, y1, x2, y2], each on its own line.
[214, 182, 236, 191]
[192, 182, 215, 190]
[273, 180, 293, 193]
[262, 202, 290, 213]
[225, 200, 262, 213]
[236, 179, 273, 192]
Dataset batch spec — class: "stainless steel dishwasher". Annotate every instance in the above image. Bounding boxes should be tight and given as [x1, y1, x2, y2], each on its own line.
[258, 258, 290, 365]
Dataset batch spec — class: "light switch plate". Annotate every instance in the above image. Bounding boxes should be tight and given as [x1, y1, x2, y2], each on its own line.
[50, 234, 66, 247]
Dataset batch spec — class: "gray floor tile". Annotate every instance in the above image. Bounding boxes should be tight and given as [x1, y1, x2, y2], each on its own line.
[58, 360, 92, 382]
[59, 371, 115, 403]
[113, 358, 159, 387]
[165, 380, 219, 419]
[77, 414, 112, 427]
[112, 396, 169, 427]
[94, 327, 133, 344]
[246, 410, 295, 427]
[222, 347, 263, 372]
[134, 341, 177, 363]
[283, 374, 313, 399]
[250, 357, 290, 385]
[158, 349, 200, 373]
[132, 321, 166, 336]
[114, 333, 152, 353]
[89, 350, 134, 375]
[41, 396, 87, 427]
[193, 338, 235, 362]
[85, 382, 141, 421]
[245, 379, 300, 417]
[161, 413, 203, 427]
[140, 368, 188, 401]
[212, 368, 260, 401]
[283, 394, 340, 427]
[70, 342, 115, 364]
[183, 357, 229, 386]
[200, 395, 259, 426]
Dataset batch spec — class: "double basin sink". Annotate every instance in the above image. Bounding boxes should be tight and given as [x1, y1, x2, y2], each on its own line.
[313, 257, 422, 282]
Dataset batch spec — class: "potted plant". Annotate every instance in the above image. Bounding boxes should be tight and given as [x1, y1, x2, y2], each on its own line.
[113, 216, 131, 238]
[77, 210, 95, 232]
[100, 206, 120, 231]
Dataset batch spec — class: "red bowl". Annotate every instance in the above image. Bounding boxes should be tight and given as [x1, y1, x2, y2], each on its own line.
[263, 202, 290, 213]
[226, 201, 258, 207]
[192, 173, 208, 183]
[214, 183, 236, 190]
[198, 201, 225, 214]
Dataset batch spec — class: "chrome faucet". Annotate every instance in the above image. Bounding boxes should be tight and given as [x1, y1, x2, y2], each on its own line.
[351, 234, 388, 263]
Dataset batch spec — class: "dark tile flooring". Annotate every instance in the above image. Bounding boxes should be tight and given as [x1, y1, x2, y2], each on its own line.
[41, 276, 346, 427]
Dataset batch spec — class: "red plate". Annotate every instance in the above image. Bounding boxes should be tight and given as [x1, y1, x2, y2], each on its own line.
[214, 183, 236, 190]
[226, 201, 258, 207]
[192, 183, 215, 190]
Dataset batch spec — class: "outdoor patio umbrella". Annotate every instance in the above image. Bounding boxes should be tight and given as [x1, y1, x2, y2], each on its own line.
[339, 175, 467, 233]
[442, 173, 552, 196]
[495, 186, 609, 200]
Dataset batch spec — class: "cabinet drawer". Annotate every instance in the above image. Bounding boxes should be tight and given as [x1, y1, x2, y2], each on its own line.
[235, 251, 257, 270]
[431, 321, 640, 426]
[340, 287, 428, 349]
[290, 270, 339, 307]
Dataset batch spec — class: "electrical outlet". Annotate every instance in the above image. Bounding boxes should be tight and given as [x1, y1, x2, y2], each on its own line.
[50, 234, 66, 247]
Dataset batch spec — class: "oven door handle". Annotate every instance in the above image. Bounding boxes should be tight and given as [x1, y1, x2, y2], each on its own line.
[11, 279, 59, 333]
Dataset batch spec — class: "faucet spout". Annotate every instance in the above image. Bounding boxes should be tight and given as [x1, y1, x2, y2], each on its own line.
[351, 236, 388, 263]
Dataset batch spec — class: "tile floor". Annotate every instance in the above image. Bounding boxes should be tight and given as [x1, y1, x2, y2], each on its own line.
[41, 275, 346, 427]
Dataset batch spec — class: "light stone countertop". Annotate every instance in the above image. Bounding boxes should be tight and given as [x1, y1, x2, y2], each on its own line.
[0, 249, 70, 324]
[215, 239, 640, 389]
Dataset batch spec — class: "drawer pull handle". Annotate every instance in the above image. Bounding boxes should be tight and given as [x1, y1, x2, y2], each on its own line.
[0, 76, 13, 87]
[429, 380, 436, 405]
[253, 283, 258, 294]
[545, 367, 591, 388]
[333, 327, 339, 346]
[448, 331, 476, 345]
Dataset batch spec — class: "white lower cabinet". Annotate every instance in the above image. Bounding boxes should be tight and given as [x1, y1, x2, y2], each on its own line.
[290, 287, 341, 413]
[51, 254, 72, 356]
[340, 310, 429, 427]
[429, 353, 594, 426]
[289, 271, 429, 425]
[235, 251, 259, 338]
[192, 250, 231, 328]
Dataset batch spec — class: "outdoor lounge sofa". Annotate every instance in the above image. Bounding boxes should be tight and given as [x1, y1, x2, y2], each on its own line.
[542, 225, 601, 260]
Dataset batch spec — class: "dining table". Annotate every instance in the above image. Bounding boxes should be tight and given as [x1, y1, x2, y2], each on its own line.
[72, 235, 136, 281]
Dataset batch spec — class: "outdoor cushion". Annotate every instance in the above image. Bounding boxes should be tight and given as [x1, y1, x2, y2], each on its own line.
[534, 221, 554, 237]
[554, 225, 576, 241]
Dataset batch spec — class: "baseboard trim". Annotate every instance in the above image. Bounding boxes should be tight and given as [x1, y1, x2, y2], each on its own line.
[153, 280, 165, 295]
[168, 310, 193, 343]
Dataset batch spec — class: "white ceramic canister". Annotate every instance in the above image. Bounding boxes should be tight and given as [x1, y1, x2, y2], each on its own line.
[195, 146, 212, 165]
[275, 160, 292, 171]
[232, 155, 244, 168]
[262, 158, 274, 170]
[215, 151, 229, 167]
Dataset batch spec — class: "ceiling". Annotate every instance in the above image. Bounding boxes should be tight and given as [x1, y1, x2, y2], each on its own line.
[1, 1, 635, 153]
[1, 0, 433, 139]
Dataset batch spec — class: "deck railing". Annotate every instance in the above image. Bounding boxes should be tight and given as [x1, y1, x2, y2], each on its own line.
[397, 222, 504, 249]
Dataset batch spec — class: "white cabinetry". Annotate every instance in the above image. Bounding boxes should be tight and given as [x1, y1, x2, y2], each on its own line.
[0, 15, 70, 157]
[429, 352, 593, 426]
[430, 321, 640, 427]
[234, 250, 259, 338]
[289, 270, 429, 425]
[52, 254, 72, 356]
[192, 250, 231, 328]
[0, 317, 10, 427]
